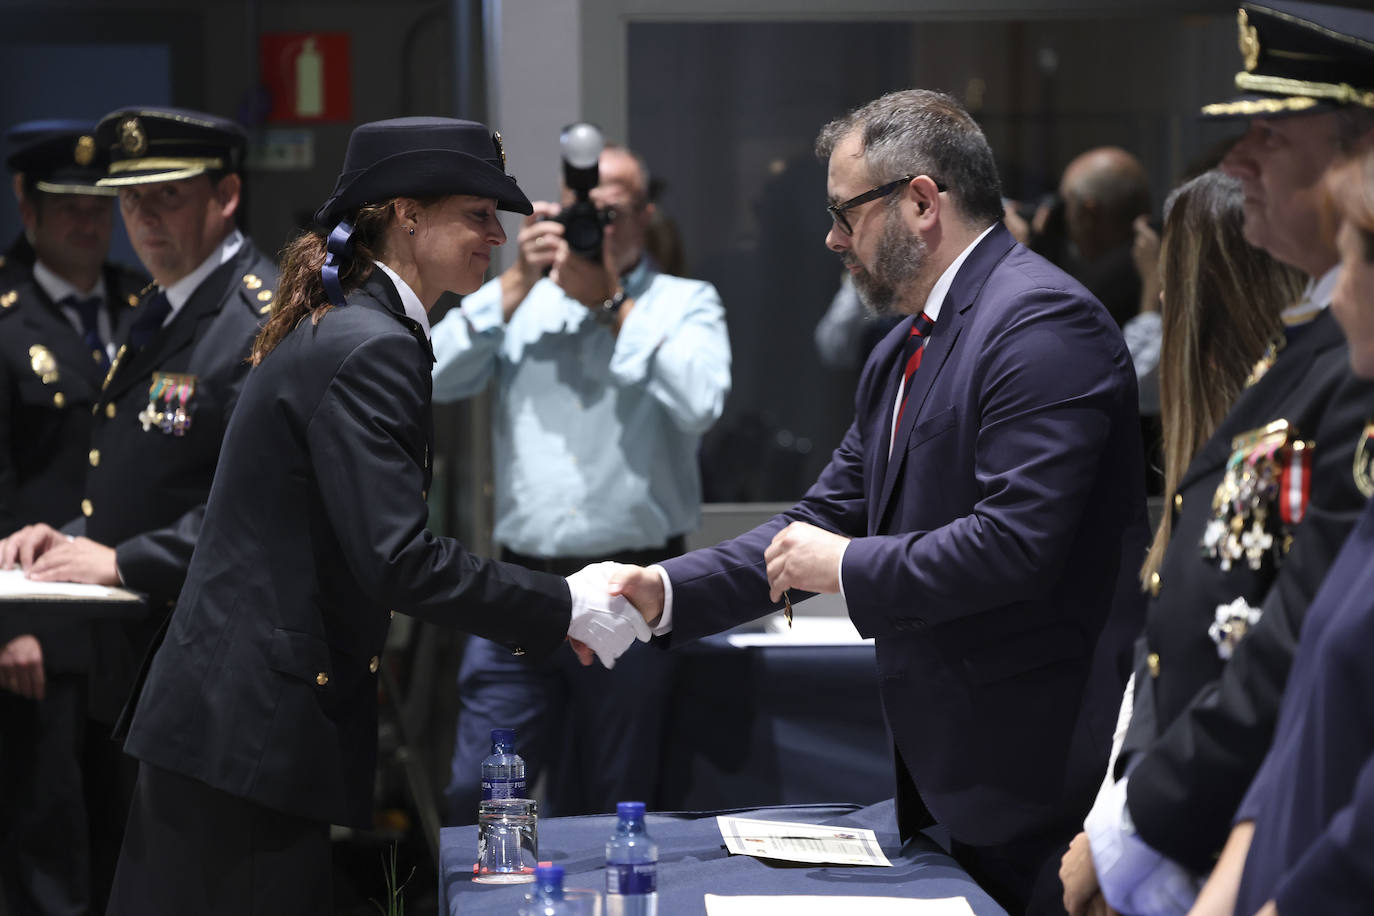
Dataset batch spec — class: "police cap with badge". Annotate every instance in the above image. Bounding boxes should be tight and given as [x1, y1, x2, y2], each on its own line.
[313, 116, 531, 306]
[5, 118, 116, 197]
[92, 106, 246, 187]
[1202, 0, 1374, 119]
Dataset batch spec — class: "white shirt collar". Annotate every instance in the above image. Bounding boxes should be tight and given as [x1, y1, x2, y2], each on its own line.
[372, 261, 431, 339]
[33, 259, 106, 304]
[161, 228, 245, 314]
[919, 223, 997, 322]
[1280, 264, 1337, 326]
[1310, 264, 1340, 308]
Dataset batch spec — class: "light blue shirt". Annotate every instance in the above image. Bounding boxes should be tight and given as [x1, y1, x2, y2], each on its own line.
[431, 259, 731, 557]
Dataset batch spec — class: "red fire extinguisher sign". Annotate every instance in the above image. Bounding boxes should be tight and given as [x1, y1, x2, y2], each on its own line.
[260, 32, 352, 123]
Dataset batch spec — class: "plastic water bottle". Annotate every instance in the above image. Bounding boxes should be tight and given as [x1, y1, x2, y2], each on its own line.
[605, 801, 658, 916]
[518, 863, 573, 916]
[481, 727, 526, 801]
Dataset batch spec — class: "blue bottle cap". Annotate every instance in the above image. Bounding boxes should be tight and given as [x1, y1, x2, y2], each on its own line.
[535, 863, 564, 884]
[616, 801, 646, 819]
[491, 727, 515, 746]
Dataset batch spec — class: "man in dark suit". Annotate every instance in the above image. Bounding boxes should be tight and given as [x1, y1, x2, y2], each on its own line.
[0, 119, 146, 916]
[604, 89, 1148, 915]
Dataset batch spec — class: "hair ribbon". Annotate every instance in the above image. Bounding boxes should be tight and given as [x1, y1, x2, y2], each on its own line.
[321, 220, 356, 307]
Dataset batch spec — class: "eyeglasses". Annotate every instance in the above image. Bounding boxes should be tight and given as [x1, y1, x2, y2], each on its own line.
[827, 175, 947, 235]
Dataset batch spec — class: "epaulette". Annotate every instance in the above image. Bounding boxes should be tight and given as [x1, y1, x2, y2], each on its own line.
[239, 271, 277, 316]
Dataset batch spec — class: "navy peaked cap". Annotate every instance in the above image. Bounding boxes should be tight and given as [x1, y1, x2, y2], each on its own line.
[94, 107, 247, 186]
[1202, 1, 1374, 120]
[5, 119, 114, 196]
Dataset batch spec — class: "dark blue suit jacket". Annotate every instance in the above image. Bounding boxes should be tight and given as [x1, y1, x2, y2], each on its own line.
[661, 224, 1148, 848]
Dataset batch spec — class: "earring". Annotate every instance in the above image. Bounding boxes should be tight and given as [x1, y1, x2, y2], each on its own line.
[408, 226, 415, 236]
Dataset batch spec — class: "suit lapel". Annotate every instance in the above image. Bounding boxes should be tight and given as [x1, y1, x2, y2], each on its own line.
[106, 246, 248, 399]
[104, 262, 148, 342]
[869, 224, 1016, 532]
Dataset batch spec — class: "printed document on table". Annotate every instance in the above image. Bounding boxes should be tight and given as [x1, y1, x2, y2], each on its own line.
[716, 815, 892, 866]
[0, 567, 139, 602]
[705, 894, 976, 915]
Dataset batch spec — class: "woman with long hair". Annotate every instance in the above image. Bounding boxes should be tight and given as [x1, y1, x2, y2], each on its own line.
[106, 118, 649, 915]
[1141, 171, 1304, 584]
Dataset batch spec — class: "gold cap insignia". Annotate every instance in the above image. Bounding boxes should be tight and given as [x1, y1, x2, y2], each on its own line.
[1355, 421, 1374, 499]
[74, 135, 96, 166]
[29, 344, 59, 384]
[1238, 9, 1261, 73]
[492, 130, 506, 170]
[120, 118, 147, 156]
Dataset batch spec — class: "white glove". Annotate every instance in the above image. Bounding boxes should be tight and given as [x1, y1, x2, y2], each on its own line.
[565, 562, 652, 669]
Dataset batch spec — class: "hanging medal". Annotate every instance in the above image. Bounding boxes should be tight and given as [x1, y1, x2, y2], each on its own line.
[159, 378, 176, 434]
[1201, 420, 1311, 573]
[172, 379, 194, 436]
[139, 374, 168, 432]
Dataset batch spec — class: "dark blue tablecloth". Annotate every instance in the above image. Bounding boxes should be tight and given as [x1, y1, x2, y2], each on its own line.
[657, 635, 892, 810]
[440, 800, 1008, 915]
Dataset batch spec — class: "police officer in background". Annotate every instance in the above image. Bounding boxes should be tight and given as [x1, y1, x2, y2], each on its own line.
[0, 107, 276, 727]
[1060, 4, 1374, 914]
[0, 119, 147, 916]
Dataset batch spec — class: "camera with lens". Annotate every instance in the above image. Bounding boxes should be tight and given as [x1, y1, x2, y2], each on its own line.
[555, 122, 616, 261]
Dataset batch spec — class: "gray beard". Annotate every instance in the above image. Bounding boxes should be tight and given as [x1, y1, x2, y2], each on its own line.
[848, 208, 926, 318]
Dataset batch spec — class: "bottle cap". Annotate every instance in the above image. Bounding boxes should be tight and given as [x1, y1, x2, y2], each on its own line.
[616, 801, 646, 820]
[535, 863, 564, 883]
[491, 727, 515, 747]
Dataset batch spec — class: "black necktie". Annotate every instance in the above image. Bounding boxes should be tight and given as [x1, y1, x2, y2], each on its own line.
[129, 290, 172, 351]
[60, 294, 110, 372]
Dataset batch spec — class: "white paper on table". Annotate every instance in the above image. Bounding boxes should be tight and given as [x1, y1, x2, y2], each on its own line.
[725, 615, 873, 648]
[704, 894, 976, 916]
[0, 567, 138, 601]
[716, 815, 893, 866]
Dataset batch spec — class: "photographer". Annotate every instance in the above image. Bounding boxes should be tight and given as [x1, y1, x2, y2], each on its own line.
[431, 139, 731, 821]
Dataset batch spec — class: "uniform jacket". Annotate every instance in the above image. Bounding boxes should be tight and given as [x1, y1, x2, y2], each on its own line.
[122, 272, 571, 828]
[1233, 495, 1374, 916]
[660, 224, 1150, 848]
[0, 257, 146, 671]
[1124, 310, 1374, 872]
[77, 239, 276, 720]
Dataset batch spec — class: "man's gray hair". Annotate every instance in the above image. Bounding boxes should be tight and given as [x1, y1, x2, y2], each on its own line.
[816, 89, 1005, 227]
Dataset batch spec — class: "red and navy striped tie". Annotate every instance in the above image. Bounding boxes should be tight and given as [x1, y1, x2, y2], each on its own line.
[892, 311, 935, 448]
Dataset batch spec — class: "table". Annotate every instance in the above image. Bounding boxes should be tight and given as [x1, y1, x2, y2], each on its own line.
[657, 634, 893, 811]
[439, 800, 1008, 915]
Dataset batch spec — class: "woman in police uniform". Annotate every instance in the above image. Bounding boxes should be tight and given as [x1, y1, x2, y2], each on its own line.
[106, 119, 639, 915]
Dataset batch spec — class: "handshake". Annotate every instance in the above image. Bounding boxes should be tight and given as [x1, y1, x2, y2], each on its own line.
[563, 562, 664, 669]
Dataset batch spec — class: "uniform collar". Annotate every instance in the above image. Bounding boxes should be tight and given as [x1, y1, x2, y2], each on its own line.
[372, 260, 431, 338]
[161, 227, 245, 313]
[1282, 263, 1339, 326]
[33, 258, 106, 304]
[920, 223, 996, 323]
